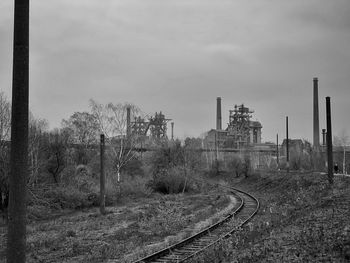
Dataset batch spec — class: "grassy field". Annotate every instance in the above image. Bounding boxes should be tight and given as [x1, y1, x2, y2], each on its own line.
[2, 171, 349, 262]
[190, 171, 350, 263]
[0, 184, 236, 263]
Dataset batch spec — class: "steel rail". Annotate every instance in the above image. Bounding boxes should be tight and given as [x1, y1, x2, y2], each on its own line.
[130, 186, 259, 263]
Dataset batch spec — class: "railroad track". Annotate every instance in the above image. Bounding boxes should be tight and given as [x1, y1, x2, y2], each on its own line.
[132, 187, 259, 263]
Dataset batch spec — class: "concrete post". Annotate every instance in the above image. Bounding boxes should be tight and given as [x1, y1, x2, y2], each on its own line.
[276, 133, 279, 168]
[326, 97, 334, 184]
[8, 0, 29, 262]
[216, 97, 222, 130]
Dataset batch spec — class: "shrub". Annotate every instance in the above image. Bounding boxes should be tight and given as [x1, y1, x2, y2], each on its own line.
[120, 158, 144, 177]
[147, 166, 194, 194]
[41, 185, 98, 209]
[27, 164, 101, 211]
[119, 174, 151, 197]
[148, 140, 185, 176]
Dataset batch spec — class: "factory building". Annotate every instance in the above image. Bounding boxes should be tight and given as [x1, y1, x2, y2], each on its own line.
[204, 98, 262, 149]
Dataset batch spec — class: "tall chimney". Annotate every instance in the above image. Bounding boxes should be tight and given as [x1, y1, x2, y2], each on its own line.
[126, 107, 131, 137]
[322, 129, 326, 146]
[313, 78, 320, 148]
[216, 97, 222, 130]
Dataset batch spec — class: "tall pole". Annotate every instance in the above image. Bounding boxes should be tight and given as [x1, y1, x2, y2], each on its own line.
[326, 97, 334, 184]
[276, 133, 279, 168]
[313, 78, 320, 149]
[7, 0, 29, 262]
[100, 134, 106, 215]
[215, 131, 218, 161]
[286, 116, 289, 173]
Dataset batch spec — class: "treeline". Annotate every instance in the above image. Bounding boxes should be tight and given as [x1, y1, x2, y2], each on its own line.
[0, 93, 215, 219]
[2, 90, 342, 219]
[0, 93, 145, 215]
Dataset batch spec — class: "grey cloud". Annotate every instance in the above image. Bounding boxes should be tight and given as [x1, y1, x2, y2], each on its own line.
[1, 0, 350, 141]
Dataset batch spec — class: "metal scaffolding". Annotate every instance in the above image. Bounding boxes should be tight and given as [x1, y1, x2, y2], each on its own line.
[227, 104, 253, 147]
[130, 111, 171, 139]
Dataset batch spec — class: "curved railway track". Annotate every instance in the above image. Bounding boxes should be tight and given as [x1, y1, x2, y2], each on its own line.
[132, 187, 259, 263]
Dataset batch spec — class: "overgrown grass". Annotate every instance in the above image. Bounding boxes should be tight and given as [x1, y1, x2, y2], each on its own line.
[190, 172, 350, 262]
[0, 185, 234, 263]
[24, 164, 151, 221]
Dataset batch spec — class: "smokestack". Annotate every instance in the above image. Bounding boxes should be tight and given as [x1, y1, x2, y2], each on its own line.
[322, 129, 327, 146]
[322, 129, 326, 146]
[216, 97, 222, 130]
[313, 78, 320, 148]
[126, 107, 131, 137]
[171, 122, 174, 140]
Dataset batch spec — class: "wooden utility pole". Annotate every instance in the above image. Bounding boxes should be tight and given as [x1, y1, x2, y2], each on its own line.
[7, 0, 29, 262]
[326, 97, 334, 184]
[276, 134, 279, 168]
[100, 134, 106, 214]
[286, 116, 289, 173]
[214, 132, 217, 161]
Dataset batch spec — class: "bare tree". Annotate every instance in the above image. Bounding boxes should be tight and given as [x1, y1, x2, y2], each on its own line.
[62, 112, 98, 146]
[0, 92, 11, 167]
[334, 130, 349, 174]
[62, 111, 99, 164]
[0, 92, 11, 143]
[45, 129, 70, 184]
[90, 99, 140, 184]
[28, 113, 48, 186]
[201, 132, 214, 169]
[0, 92, 11, 222]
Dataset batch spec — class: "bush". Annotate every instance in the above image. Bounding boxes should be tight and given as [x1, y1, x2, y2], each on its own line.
[148, 140, 185, 176]
[27, 164, 101, 211]
[120, 158, 144, 177]
[278, 149, 313, 171]
[147, 166, 194, 194]
[42, 185, 98, 209]
[111, 173, 151, 198]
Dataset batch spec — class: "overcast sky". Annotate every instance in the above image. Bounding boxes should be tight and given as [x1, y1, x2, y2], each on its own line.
[1, 0, 350, 142]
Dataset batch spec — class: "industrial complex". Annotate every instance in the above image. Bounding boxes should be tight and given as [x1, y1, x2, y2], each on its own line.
[204, 97, 263, 150]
